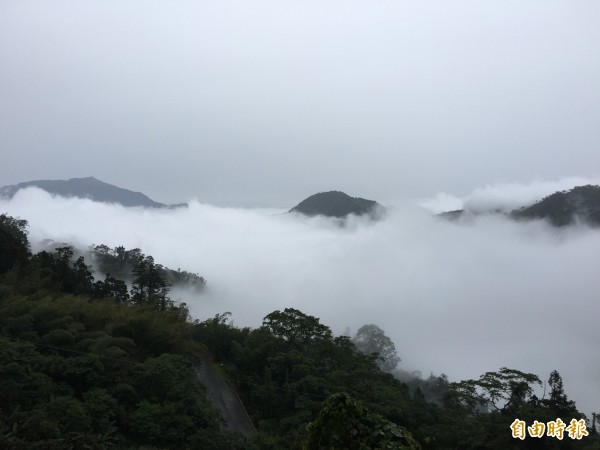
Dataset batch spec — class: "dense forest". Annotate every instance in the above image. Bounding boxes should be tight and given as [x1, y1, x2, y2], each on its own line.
[0, 213, 598, 449]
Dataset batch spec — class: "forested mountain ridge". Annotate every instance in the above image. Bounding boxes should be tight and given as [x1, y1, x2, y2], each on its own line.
[1, 213, 598, 449]
[511, 185, 600, 226]
[0, 177, 186, 209]
[440, 184, 600, 227]
[290, 191, 385, 219]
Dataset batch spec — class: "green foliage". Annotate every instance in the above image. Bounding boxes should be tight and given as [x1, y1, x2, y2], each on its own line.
[91, 244, 206, 291]
[304, 393, 421, 450]
[0, 214, 29, 274]
[262, 308, 332, 346]
[446, 367, 542, 414]
[0, 214, 237, 448]
[1, 213, 598, 449]
[440, 368, 596, 449]
[130, 254, 171, 309]
[542, 370, 578, 418]
[93, 274, 130, 303]
[195, 308, 416, 447]
[27, 246, 97, 296]
[0, 291, 235, 448]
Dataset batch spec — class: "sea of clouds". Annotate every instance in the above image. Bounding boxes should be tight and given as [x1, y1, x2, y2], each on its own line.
[2, 180, 599, 416]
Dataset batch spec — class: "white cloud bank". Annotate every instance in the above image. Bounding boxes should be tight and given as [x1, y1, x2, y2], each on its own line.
[2, 185, 600, 416]
[421, 176, 600, 213]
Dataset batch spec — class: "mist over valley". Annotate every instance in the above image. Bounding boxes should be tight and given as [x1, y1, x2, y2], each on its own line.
[2, 179, 599, 419]
[2, 1, 599, 445]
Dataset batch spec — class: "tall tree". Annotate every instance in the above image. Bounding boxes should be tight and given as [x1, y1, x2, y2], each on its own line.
[543, 370, 578, 417]
[353, 324, 401, 372]
[130, 255, 170, 309]
[0, 214, 30, 274]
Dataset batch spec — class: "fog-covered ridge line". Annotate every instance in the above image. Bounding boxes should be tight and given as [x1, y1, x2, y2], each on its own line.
[0, 176, 187, 209]
[438, 184, 600, 227]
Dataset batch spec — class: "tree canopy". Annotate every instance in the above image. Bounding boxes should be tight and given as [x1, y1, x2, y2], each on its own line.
[0, 213, 29, 274]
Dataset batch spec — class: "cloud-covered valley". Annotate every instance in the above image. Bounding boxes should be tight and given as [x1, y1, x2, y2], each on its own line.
[2, 184, 599, 416]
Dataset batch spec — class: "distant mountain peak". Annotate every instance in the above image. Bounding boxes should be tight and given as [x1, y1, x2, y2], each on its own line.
[290, 191, 385, 219]
[0, 177, 183, 209]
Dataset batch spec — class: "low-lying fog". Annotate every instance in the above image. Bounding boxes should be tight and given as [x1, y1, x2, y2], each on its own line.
[2, 183, 599, 416]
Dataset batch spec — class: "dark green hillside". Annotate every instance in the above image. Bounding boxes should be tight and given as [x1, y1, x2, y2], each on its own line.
[511, 185, 600, 226]
[290, 191, 385, 218]
[0, 215, 239, 449]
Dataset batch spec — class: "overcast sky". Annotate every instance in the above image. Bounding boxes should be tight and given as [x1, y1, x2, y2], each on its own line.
[2, 0, 600, 419]
[1, 0, 599, 206]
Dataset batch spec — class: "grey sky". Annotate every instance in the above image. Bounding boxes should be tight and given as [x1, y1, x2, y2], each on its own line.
[1, 0, 599, 206]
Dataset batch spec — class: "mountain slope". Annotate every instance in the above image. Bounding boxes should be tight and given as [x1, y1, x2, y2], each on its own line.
[0, 177, 172, 208]
[290, 191, 384, 218]
[438, 185, 600, 227]
[511, 185, 600, 226]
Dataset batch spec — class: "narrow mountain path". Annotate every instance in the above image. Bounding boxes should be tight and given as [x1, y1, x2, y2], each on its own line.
[195, 361, 257, 439]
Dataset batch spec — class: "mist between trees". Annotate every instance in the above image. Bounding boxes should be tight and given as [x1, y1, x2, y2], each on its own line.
[1, 212, 599, 448]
